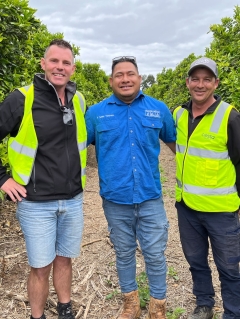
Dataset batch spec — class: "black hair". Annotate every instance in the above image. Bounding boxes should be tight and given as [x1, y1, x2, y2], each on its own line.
[111, 58, 138, 74]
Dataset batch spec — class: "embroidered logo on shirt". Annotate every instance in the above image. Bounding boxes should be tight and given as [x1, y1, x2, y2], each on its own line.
[145, 110, 160, 118]
[97, 114, 115, 119]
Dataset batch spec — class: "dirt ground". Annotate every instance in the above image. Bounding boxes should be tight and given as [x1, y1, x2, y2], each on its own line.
[0, 143, 223, 319]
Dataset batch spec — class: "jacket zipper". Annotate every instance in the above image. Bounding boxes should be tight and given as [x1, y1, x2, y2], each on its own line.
[59, 95, 73, 197]
[180, 135, 190, 198]
[65, 124, 72, 195]
[33, 165, 36, 193]
[47, 81, 73, 195]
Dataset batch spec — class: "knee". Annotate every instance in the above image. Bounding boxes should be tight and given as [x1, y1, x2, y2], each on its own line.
[53, 256, 72, 268]
[30, 264, 52, 281]
[143, 250, 166, 272]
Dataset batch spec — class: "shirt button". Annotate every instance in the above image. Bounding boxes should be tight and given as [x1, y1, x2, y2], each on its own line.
[129, 117, 132, 120]
[132, 143, 134, 146]
[134, 169, 137, 171]
[130, 130, 133, 133]
[133, 157, 135, 159]
[152, 124, 154, 126]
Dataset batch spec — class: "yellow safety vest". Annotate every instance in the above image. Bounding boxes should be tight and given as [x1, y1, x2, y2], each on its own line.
[173, 101, 239, 212]
[8, 84, 87, 188]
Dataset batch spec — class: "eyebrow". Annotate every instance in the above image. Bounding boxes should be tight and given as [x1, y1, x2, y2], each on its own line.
[115, 70, 137, 75]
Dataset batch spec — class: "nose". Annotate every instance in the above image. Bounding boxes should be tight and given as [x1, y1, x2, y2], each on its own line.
[56, 62, 64, 70]
[197, 79, 204, 87]
[122, 74, 130, 82]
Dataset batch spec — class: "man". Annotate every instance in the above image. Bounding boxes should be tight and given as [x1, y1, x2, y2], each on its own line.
[0, 39, 87, 319]
[173, 57, 240, 319]
[85, 56, 176, 319]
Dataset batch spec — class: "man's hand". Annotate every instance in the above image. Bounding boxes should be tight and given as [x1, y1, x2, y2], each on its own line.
[1, 178, 27, 202]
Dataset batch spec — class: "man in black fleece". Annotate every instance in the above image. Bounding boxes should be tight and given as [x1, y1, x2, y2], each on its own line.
[0, 39, 87, 319]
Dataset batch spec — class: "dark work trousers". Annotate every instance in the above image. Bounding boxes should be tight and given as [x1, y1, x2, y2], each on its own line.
[176, 202, 240, 319]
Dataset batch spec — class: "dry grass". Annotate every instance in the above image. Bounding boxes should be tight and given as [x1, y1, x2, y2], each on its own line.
[0, 144, 223, 318]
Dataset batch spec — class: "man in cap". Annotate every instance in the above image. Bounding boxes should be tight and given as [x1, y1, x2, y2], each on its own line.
[173, 57, 240, 319]
[86, 56, 176, 319]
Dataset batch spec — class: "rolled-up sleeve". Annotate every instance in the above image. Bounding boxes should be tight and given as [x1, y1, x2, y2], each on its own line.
[159, 105, 177, 143]
[85, 107, 95, 146]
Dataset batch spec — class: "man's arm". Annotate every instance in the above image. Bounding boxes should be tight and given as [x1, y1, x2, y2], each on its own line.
[85, 107, 96, 146]
[159, 103, 177, 154]
[227, 109, 240, 213]
[0, 90, 27, 202]
[165, 142, 176, 154]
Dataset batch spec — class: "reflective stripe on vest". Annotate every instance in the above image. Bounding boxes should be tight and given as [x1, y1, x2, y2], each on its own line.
[210, 102, 230, 133]
[176, 144, 185, 154]
[82, 167, 86, 177]
[18, 85, 31, 95]
[177, 146, 229, 160]
[175, 107, 184, 128]
[78, 141, 86, 152]
[18, 173, 30, 184]
[184, 184, 237, 195]
[176, 178, 182, 188]
[176, 178, 237, 195]
[10, 140, 36, 158]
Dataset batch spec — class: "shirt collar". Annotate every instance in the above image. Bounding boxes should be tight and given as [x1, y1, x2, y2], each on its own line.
[183, 95, 222, 116]
[34, 73, 77, 94]
[34, 73, 77, 104]
[107, 90, 145, 105]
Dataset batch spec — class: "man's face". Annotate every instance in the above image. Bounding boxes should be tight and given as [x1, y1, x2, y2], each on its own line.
[186, 68, 219, 106]
[40, 45, 75, 90]
[109, 62, 142, 104]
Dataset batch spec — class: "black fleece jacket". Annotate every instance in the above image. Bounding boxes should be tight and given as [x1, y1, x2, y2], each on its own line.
[0, 74, 83, 200]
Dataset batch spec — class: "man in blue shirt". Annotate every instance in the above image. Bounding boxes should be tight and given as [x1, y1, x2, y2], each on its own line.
[85, 56, 176, 319]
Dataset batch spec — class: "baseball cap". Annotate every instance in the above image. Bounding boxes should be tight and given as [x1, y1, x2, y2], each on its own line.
[188, 57, 218, 77]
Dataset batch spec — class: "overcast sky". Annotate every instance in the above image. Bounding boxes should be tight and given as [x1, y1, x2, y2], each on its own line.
[28, 0, 239, 77]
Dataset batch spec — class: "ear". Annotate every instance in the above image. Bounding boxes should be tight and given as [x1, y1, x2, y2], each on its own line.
[40, 58, 45, 71]
[109, 77, 113, 88]
[186, 77, 190, 89]
[214, 78, 220, 89]
[71, 64, 76, 75]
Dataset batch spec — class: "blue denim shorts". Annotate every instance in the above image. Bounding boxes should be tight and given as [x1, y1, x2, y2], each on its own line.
[16, 193, 84, 268]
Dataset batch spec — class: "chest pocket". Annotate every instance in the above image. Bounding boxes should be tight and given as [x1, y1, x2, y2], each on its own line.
[96, 119, 120, 149]
[141, 118, 163, 146]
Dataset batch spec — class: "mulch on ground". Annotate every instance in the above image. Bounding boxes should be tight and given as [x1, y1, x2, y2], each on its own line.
[0, 144, 223, 318]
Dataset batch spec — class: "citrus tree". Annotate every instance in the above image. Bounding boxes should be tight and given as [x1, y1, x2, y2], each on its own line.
[205, 5, 240, 108]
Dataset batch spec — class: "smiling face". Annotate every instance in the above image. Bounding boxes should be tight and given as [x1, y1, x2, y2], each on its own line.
[186, 67, 219, 109]
[40, 44, 76, 92]
[109, 61, 142, 104]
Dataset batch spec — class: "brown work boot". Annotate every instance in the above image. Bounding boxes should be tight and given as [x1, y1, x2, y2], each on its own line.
[118, 290, 141, 319]
[146, 297, 166, 319]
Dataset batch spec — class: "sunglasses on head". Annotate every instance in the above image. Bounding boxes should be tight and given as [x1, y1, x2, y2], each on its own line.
[112, 56, 137, 65]
[60, 106, 73, 125]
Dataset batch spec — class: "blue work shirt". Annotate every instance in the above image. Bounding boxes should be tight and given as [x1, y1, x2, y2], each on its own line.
[85, 91, 176, 204]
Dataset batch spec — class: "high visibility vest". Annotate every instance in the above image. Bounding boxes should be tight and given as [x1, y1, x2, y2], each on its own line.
[8, 84, 87, 188]
[173, 101, 239, 212]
